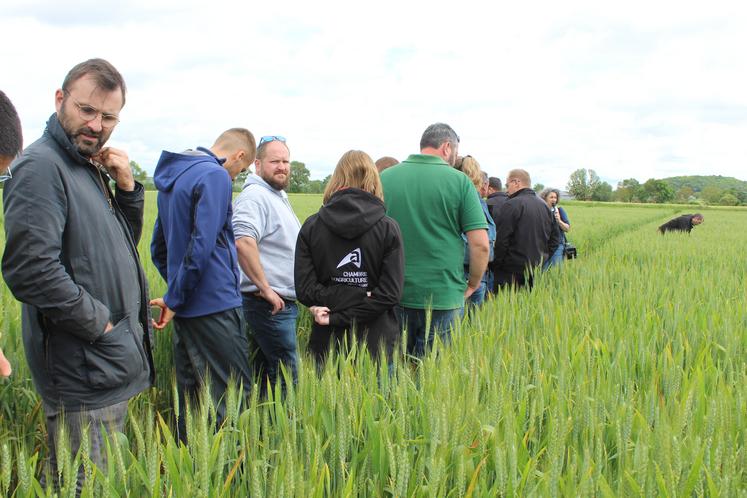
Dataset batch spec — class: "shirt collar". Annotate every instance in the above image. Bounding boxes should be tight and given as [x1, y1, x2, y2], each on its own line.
[405, 153, 450, 166]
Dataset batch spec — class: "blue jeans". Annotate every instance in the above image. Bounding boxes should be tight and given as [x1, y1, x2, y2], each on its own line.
[242, 294, 299, 392]
[486, 269, 495, 298]
[399, 306, 463, 357]
[464, 269, 487, 314]
[543, 243, 565, 271]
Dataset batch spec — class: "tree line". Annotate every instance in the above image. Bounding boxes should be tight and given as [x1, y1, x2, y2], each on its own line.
[130, 160, 746, 205]
[565, 168, 747, 206]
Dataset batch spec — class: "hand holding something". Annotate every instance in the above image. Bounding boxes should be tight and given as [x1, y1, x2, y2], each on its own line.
[149, 297, 175, 330]
[93, 147, 134, 191]
[554, 209, 561, 222]
[260, 287, 285, 315]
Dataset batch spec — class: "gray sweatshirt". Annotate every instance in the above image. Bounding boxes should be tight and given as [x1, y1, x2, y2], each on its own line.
[232, 174, 301, 299]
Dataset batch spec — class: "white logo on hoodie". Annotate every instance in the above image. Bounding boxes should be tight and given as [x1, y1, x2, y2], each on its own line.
[336, 248, 362, 269]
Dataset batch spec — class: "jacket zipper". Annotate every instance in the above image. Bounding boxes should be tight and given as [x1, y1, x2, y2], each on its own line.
[89, 161, 149, 370]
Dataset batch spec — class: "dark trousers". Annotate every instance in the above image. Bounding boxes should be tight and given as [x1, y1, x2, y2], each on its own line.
[308, 318, 398, 365]
[242, 294, 299, 394]
[493, 268, 534, 291]
[173, 307, 252, 442]
[44, 400, 128, 495]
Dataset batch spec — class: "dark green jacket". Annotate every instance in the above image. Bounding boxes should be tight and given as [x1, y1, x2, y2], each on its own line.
[2, 114, 154, 413]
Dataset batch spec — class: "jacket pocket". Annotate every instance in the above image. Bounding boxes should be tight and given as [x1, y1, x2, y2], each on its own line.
[83, 315, 142, 389]
[47, 328, 86, 385]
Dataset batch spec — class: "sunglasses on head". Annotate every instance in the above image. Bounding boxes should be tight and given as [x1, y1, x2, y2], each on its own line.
[259, 135, 286, 146]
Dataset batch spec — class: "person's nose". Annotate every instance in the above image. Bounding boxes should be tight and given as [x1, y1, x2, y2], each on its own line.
[86, 113, 104, 132]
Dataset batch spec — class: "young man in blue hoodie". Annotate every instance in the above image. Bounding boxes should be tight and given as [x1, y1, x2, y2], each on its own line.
[150, 128, 256, 441]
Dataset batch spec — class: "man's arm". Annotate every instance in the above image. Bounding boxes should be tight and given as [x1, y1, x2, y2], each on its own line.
[95, 147, 145, 244]
[114, 183, 145, 244]
[235, 236, 285, 314]
[2, 156, 110, 341]
[493, 203, 516, 266]
[464, 229, 489, 299]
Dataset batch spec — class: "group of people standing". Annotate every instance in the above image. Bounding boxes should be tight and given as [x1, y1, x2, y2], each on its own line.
[0, 58, 571, 490]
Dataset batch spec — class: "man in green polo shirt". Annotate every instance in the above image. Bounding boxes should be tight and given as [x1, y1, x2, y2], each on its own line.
[380, 123, 489, 356]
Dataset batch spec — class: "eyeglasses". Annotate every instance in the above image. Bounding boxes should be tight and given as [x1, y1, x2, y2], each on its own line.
[259, 135, 286, 146]
[64, 91, 120, 128]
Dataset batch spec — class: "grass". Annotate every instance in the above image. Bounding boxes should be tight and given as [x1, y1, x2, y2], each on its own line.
[0, 195, 745, 496]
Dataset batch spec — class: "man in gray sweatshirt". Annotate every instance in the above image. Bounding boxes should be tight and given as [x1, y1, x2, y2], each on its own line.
[232, 136, 301, 392]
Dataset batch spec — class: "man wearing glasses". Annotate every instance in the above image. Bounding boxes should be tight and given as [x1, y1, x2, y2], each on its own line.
[232, 135, 301, 393]
[492, 169, 559, 290]
[2, 59, 154, 490]
[0, 90, 23, 378]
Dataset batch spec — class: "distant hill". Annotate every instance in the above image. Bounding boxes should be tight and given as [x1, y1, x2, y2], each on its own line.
[663, 175, 747, 193]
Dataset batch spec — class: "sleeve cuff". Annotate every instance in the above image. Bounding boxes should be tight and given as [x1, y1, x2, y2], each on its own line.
[115, 181, 144, 197]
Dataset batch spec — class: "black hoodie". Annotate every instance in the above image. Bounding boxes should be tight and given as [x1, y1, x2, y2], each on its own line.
[295, 188, 404, 359]
[658, 214, 699, 234]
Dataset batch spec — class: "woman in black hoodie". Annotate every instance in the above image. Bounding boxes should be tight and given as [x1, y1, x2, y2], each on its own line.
[294, 150, 404, 363]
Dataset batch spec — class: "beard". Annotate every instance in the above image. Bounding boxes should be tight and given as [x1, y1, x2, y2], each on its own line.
[58, 106, 110, 157]
[261, 171, 290, 191]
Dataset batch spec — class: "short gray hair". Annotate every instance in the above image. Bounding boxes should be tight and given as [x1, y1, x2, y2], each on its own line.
[539, 187, 561, 201]
[420, 123, 459, 150]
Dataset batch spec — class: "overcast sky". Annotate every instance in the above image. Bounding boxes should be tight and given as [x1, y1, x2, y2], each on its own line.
[2, 0, 745, 188]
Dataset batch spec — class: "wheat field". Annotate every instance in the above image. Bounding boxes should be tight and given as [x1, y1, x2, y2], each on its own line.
[0, 194, 744, 497]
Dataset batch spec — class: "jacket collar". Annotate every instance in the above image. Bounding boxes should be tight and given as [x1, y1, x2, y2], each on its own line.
[508, 187, 535, 199]
[46, 113, 94, 168]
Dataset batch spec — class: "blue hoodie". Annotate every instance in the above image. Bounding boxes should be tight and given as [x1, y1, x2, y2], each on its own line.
[151, 147, 242, 317]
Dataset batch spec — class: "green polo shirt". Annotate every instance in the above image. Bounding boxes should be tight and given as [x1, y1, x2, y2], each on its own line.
[381, 154, 487, 309]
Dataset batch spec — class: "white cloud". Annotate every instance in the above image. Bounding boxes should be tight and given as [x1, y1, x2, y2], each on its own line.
[2, 0, 746, 189]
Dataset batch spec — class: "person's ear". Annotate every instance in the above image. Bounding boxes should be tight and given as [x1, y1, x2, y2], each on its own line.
[54, 89, 64, 113]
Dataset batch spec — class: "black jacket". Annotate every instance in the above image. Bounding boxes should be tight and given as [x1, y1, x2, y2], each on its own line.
[659, 214, 698, 234]
[493, 188, 559, 273]
[486, 191, 509, 223]
[2, 114, 154, 413]
[295, 188, 404, 352]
